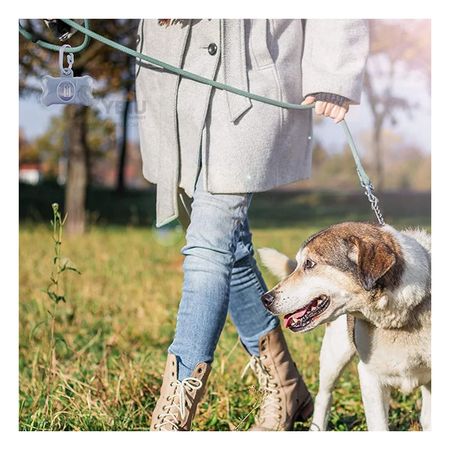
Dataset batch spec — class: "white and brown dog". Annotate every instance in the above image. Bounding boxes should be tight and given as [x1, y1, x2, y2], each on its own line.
[259, 222, 431, 431]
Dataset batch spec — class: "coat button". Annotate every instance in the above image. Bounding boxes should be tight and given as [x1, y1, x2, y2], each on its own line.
[207, 43, 218, 55]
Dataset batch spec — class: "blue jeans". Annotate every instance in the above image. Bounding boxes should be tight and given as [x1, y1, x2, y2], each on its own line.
[168, 166, 279, 380]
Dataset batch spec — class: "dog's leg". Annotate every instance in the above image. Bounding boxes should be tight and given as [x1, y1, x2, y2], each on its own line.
[358, 362, 391, 431]
[420, 382, 431, 431]
[310, 315, 356, 431]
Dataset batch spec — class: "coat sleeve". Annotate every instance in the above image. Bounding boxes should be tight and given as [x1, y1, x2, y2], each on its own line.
[301, 19, 369, 104]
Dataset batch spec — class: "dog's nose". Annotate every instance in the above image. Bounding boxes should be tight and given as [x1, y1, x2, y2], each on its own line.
[261, 292, 275, 308]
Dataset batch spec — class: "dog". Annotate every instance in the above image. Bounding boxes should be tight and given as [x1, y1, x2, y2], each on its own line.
[258, 222, 431, 431]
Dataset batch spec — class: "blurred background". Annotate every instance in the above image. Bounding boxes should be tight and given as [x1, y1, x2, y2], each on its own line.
[19, 19, 431, 233]
[18, 19, 431, 431]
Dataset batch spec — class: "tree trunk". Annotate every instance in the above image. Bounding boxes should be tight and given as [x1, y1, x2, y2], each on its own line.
[64, 105, 89, 236]
[116, 90, 131, 193]
[373, 116, 384, 192]
[365, 75, 386, 193]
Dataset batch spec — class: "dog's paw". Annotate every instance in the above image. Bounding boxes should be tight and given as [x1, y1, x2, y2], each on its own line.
[257, 248, 297, 279]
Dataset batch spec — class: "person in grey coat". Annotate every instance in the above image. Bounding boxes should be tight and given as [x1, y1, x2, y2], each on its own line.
[136, 19, 369, 431]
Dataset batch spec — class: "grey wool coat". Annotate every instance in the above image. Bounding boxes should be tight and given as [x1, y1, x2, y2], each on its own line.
[135, 19, 369, 228]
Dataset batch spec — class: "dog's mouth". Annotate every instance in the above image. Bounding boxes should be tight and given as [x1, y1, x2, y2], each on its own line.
[283, 295, 330, 332]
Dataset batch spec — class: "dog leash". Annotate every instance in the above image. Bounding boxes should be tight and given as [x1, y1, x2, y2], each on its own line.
[19, 19, 385, 226]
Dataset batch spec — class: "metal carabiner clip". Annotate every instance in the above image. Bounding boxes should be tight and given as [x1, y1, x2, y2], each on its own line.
[59, 44, 74, 76]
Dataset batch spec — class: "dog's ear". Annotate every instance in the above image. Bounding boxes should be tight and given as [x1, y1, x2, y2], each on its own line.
[346, 236, 396, 291]
[257, 248, 297, 279]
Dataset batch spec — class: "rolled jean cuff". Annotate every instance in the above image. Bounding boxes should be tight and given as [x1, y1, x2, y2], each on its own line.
[239, 317, 280, 356]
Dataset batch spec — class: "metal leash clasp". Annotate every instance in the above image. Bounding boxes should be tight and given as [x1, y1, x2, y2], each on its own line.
[360, 178, 385, 226]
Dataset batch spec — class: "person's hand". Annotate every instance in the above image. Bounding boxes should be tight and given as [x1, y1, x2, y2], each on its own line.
[301, 95, 350, 123]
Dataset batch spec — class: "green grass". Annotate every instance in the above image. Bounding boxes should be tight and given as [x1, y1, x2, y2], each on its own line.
[19, 187, 430, 431]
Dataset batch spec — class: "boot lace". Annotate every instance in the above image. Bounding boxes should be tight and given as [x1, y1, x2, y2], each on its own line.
[154, 377, 203, 430]
[242, 356, 282, 425]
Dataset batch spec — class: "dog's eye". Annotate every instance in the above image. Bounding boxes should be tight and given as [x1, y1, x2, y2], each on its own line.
[303, 258, 316, 270]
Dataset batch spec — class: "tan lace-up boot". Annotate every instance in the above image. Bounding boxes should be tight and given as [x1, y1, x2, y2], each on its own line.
[246, 326, 313, 431]
[150, 354, 211, 431]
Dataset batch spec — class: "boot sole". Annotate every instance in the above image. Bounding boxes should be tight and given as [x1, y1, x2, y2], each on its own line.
[251, 396, 314, 431]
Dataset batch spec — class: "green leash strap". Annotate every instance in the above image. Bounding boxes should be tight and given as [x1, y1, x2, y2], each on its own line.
[19, 18, 385, 225]
[62, 19, 314, 111]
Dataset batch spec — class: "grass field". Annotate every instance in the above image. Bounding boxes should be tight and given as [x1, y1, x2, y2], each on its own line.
[19, 186, 431, 431]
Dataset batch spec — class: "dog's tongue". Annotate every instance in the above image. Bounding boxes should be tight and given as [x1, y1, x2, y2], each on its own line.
[283, 307, 308, 328]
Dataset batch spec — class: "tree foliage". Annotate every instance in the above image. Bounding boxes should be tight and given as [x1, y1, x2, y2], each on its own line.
[364, 19, 431, 190]
[27, 111, 116, 180]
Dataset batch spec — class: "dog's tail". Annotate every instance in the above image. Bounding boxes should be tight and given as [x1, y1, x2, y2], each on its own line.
[257, 248, 297, 279]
